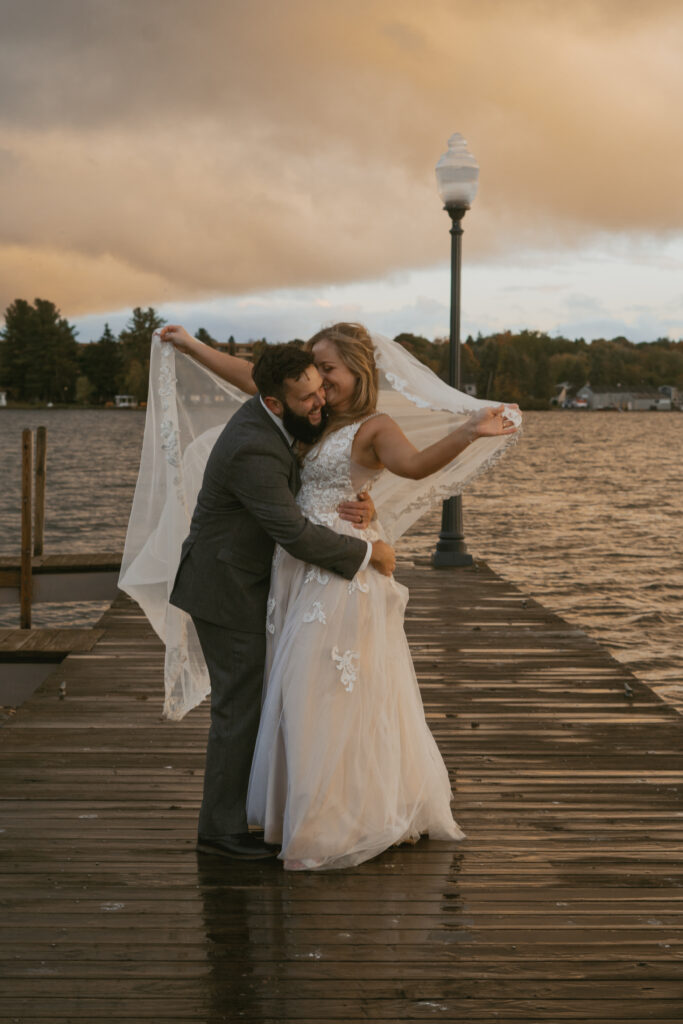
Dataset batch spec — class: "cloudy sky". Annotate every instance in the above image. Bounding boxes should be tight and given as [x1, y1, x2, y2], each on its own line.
[2, 0, 682, 344]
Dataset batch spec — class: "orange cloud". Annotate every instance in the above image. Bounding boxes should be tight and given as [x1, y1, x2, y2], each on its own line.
[1, 0, 681, 317]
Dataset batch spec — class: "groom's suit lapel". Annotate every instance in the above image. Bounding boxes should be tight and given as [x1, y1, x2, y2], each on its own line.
[248, 395, 301, 490]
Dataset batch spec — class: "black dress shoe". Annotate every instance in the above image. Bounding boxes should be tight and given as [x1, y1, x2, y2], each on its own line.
[196, 832, 279, 860]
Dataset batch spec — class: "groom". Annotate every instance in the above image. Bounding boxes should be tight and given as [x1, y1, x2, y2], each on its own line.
[169, 341, 396, 860]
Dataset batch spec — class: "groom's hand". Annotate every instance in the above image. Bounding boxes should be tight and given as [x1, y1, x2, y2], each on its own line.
[337, 491, 375, 530]
[369, 540, 396, 577]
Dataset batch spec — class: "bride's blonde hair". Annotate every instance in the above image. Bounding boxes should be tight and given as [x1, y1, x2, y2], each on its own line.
[306, 323, 379, 433]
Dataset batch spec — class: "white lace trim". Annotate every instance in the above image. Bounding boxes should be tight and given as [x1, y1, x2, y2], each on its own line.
[332, 647, 360, 693]
[384, 371, 431, 409]
[381, 430, 522, 542]
[303, 600, 326, 624]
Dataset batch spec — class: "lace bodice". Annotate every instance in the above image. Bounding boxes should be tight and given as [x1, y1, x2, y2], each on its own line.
[296, 418, 383, 528]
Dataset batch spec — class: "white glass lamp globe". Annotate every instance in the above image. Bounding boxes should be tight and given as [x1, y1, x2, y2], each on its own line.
[435, 133, 479, 208]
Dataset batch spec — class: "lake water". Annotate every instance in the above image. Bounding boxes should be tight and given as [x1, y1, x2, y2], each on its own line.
[1, 408, 681, 712]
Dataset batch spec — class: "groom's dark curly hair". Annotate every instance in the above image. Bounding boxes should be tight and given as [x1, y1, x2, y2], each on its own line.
[252, 343, 316, 401]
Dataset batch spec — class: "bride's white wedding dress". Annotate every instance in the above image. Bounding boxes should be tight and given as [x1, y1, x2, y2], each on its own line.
[247, 416, 466, 870]
[119, 332, 521, 869]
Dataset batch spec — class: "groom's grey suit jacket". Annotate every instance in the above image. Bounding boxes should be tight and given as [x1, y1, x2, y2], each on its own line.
[170, 395, 367, 632]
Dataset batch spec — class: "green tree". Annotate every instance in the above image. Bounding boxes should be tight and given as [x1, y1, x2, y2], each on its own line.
[548, 351, 589, 390]
[460, 341, 480, 388]
[473, 334, 504, 398]
[0, 298, 79, 402]
[490, 341, 528, 405]
[0, 298, 35, 398]
[80, 323, 124, 403]
[125, 359, 148, 402]
[394, 333, 441, 374]
[75, 375, 94, 404]
[250, 339, 268, 363]
[118, 307, 165, 400]
[196, 327, 219, 348]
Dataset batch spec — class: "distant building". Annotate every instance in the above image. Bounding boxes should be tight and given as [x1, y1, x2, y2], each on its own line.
[216, 341, 257, 362]
[576, 385, 673, 411]
[659, 385, 680, 408]
[114, 394, 138, 408]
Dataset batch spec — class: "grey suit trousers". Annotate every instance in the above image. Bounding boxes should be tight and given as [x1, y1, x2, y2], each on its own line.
[192, 616, 266, 837]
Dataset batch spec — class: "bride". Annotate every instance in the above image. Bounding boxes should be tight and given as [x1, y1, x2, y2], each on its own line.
[121, 322, 520, 869]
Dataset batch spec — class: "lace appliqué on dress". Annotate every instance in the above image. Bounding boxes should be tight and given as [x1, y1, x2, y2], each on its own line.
[266, 597, 276, 635]
[304, 566, 330, 585]
[348, 575, 370, 595]
[331, 647, 360, 693]
[303, 600, 326, 625]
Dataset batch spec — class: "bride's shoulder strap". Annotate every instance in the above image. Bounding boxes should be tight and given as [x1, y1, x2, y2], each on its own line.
[344, 410, 384, 439]
[357, 410, 386, 428]
[347, 410, 388, 439]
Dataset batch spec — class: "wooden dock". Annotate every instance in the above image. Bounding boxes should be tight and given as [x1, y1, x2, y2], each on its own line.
[1, 560, 681, 1022]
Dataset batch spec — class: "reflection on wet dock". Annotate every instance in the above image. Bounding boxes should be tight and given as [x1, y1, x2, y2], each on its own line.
[1, 560, 681, 1021]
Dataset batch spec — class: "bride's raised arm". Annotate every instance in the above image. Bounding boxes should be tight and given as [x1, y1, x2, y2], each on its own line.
[361, 405, 519, 481]
[159, 324, 258, 396]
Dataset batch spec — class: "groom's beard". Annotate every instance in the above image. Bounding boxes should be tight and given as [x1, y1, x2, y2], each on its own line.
[282, 401, 329, 444]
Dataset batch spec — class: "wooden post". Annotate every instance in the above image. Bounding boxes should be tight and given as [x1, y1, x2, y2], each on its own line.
[34, 426, 47, 557]
[20, 429, 33, 629]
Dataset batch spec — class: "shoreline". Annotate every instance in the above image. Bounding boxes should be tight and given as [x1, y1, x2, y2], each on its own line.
[2, 405, 681, 415]
[0, 404, 147, 411]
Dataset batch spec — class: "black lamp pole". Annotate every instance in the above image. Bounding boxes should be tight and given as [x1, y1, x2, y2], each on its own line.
[431, 203, 473, 568]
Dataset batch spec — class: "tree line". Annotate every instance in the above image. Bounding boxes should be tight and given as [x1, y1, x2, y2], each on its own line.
[0, 300, 161, 405]
[397, 330, 683, 409]
[1, 298, 682, 408]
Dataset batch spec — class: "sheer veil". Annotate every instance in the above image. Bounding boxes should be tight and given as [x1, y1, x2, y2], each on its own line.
[119, 332, 521, 720]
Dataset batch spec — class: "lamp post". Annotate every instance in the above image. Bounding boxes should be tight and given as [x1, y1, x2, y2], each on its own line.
[431, 133, 479, 568]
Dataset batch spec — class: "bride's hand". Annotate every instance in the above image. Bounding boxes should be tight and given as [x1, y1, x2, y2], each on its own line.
[466, 404, 520, 439]
[159, 324, 197, 354]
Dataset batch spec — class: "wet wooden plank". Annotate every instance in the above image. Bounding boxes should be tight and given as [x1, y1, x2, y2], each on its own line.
[2, 958, 683, 980]
[0, 627, 105, 659]
[0, 996, 682, 1020]
[0, 560, 682, 1022]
